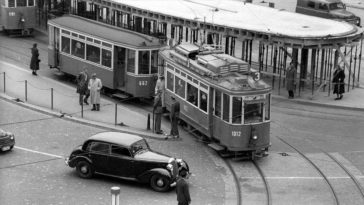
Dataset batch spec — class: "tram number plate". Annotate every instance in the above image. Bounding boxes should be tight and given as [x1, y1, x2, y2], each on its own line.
[138, 81, 148, 86]
[232, 131, 241, 137]
[253, 72, 260, 81]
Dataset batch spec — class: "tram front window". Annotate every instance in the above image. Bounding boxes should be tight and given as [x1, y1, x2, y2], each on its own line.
[214, 90, 222, 117]
[244, 102, 263, 124]
[151, 50, 158, 74]
[232, 97, 242, 124]
[187, 83, 198, 106]
[175, 76, 185, 99]
[138, 51, 150, 74]
[86, 45, 100, 64]
[16, 0, 26, 7]
[127, 50, 136, 73]
[199, 91, 207, 112]
[28, 0, 34, 6]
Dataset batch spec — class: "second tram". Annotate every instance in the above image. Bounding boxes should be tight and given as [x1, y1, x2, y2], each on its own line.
[0, 0, 36, 35]
[159, 43, 271, 158]
[48, 15, 165, 98]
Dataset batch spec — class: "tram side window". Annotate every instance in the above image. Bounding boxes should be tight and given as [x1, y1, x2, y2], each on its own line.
[222, 94, 230, 123]
[28, 0, 34, 6]
[232, 97, 242, 124]
[72, 40, 85, 59]
[166, 71, 174, 91]
[244, 102, 263, 124]
[138, 51, 150, 74]
[127, 50, 135, 73]
[8, 0, 15, 7]
[16, 0, 26, 7]
[187, 83, 198, 107]
[199, 90, 207, 112]
[151, 50, 158, 74]
[86, 45, 100, 64]
[61, 37, 70, 54]
[175, 76, 185, 99]
[214, 90, 221, 117]
[102, 49, 112, 68]
[265, 94, 270, 120]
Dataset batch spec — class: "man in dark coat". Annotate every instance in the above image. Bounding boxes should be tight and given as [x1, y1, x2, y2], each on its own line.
[286, 62, 297, 99]
[153, 93, 163, 134]
[166, 96, 180, 140]
[30, 43, 40, 76]
[333, 66, 345, 100]
[76, 70, 89, 105]
[176, 170, 191, 205]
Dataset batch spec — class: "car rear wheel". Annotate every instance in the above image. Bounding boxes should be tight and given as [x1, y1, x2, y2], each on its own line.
[150, 173, 170, 192]
[76, 160, 93, 178]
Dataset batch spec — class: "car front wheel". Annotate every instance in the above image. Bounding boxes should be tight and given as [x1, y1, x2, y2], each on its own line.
[150, 173, 170, 192]
[76, 160, 94, 179]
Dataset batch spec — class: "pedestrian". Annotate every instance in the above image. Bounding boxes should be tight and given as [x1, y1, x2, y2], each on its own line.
[155, 75, 166, 111]
[30, 43, 40, 76]
[286, 61, 297, 99]
[88, 73, 102, 111]
[166, 96, 180, 139]
[332, 65, 345, 100]
[153, 92, 164, 134]
[176, 170, 191, 205]
[83, 69, 90, 104]
[76, 69, 89, 105]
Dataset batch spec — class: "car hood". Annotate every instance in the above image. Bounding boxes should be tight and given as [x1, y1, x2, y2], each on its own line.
[135, 151, 172, 162]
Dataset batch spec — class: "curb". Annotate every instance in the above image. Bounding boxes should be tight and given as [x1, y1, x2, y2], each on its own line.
[272, 95, 364, 112]
[0, 93, 167, 141]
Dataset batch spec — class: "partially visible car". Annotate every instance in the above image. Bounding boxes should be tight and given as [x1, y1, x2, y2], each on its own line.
[0, 129, 15, 152]
[65, 132, 189, 192]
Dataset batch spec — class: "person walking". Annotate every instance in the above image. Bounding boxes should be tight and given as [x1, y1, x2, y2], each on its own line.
[76, 70, 89, 105]
[88, 73, 102, 111]
[155, 75, 166, 111]
[30, 43, 40, 76]
[332, 65, 345, 100]
[176, 170, 191, 205]
[286, 62, 297, 99]
[166, 96, 180, 139]
[153, 93, 164, 134]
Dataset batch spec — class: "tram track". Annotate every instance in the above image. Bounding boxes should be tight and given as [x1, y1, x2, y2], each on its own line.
[277, 136, 364, 205]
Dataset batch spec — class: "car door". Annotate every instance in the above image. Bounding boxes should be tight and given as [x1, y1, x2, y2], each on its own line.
[108, 145, 135, 178]
[89, 141, 110, 174]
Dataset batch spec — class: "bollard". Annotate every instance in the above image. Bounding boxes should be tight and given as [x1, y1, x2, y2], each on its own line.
[115, 103, 117, 125]
[25, 80, 28, 101]
[51, 88, 54, 110]
[147, 113, 151, 130]
[111, 186, 120, 205]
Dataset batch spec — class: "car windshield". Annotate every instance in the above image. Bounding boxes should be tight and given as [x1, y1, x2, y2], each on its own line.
[329, 3, 344, 10]
[131, 140, 149, 155]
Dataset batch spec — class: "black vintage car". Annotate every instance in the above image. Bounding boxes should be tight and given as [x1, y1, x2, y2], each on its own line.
[65, 132, 189, 192]
[0, 129, 15, 152]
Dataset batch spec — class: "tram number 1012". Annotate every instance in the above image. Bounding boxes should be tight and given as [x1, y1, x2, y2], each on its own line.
[232, 131, 242, 137]
[138, 81, 148, 86]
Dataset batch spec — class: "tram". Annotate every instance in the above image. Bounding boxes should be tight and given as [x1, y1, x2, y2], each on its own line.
[159, 43, 271, 158]
[0, 0, 36, 35]
[47, 15, 165, 98]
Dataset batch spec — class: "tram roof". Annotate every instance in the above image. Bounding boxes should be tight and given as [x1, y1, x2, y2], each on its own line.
[48, 15, 163, 49]
[106, 0, 362, 40]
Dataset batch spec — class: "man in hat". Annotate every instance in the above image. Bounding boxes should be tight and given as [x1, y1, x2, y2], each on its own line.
[88, 73, 102, 111]
[166, 96, 180, 139]
[76, 69, 90, 105]
[153, 92, 164, 134]
[176, 169, 191, 205]
[30, 43, 40, 76]
[286, 61, 297, 99]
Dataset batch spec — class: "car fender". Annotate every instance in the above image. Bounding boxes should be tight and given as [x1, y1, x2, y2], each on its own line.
[68, 156, 92, 168]
[138, 168, 172, 183]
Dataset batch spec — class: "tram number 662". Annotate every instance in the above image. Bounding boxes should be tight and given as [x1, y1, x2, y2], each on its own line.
[139, 81, 148, 86]
[232, 131, 241, 137]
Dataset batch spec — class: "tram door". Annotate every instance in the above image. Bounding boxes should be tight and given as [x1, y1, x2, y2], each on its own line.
[113, 46, 126, 89]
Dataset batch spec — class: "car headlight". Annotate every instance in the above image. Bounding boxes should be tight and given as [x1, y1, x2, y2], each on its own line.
[10, 135, 14, 140]
[166, 164, 173, 171]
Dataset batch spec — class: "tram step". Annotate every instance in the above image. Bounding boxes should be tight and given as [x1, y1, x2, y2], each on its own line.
[208, 143, 225, 152]
[112, 93, 130, 99]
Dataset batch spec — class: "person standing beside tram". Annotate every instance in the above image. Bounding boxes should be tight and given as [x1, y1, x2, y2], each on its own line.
[286, 62, 297, 99]
[30, 43, 40, 76]
[155, 75, 166, 111]
[153, 92, 164, 134]
[88, 73, 102, 111]
[166, 96, 180, 139]
[332, 65, 345, 100]
[76, 69, 90, 105]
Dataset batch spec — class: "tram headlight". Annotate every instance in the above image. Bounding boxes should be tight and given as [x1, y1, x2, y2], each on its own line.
[252, 135, 258, 140]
